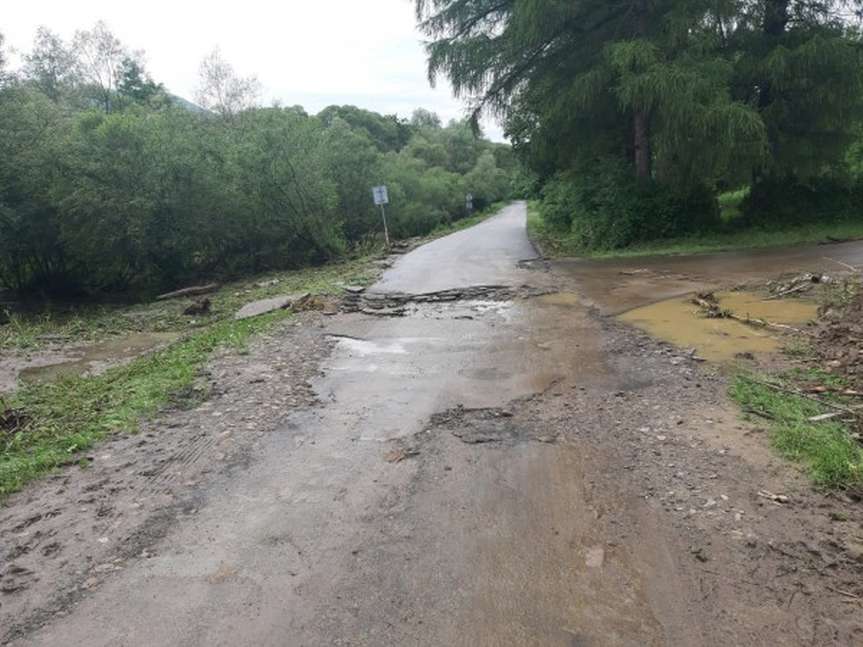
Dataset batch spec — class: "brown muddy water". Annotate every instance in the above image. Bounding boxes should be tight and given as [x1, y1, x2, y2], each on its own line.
[3, 332, 180, 392]
[618, 291, 818, 362]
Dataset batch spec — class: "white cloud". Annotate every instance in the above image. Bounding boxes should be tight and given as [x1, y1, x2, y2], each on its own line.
[2, 0, 505, 140]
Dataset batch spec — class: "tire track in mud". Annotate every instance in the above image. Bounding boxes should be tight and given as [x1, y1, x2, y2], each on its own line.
[0, 315, 331, 645]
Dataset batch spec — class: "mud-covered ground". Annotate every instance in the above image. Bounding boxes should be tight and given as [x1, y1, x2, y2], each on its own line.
[3, 205, 863, 646]
[0, 314, 331, 638]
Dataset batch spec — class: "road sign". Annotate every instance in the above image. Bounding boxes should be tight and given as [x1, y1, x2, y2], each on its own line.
[466, 193, 474, 212]
[372, 185, 389, 206]
[371, 185, 391, 247]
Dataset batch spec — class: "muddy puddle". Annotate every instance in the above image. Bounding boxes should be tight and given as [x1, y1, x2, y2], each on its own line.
[618, 291, 818, 362]
[11, 332, 180, 387]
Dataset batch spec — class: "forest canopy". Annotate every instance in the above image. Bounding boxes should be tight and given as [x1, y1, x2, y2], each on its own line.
[0, 23, 520, 297]
[416, 0, 863, 249]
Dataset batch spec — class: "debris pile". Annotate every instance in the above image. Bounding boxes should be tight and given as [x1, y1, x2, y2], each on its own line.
[816, 289, 863, 387]
[766, 272, 830, 300]
[234, 293, 311, 320]
[692, 292, 806, 334]
[0, 404, 28, 437]
[343, 285, 555, 316]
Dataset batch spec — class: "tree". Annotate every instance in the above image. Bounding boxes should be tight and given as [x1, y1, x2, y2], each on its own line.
[410, 108, 442, 129]
[72, 21, 134, 112]
[196, 48, 260, 119]
[22, 27, 79, 102]
[117, 57, 163, 104]
[0, 32, 7, 84]
[318, 105, 413, 152]
[415, 1, 671, 179]
[727, 0, 863, 179]
[416, 0, 859, 193]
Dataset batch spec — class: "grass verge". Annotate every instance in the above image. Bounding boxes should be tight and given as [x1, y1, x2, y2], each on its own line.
[0, 254, 386, 497]
[730, 371, 863, 489]
[0, 256, 379, 352]
[527, 200, 863, 260]
[0, 310, 289, 497]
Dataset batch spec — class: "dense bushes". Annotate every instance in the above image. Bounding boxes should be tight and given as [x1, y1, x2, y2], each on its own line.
[0, 87, 515, 297]
[540, 162, 720, 250]
[742, 176, 863, 227]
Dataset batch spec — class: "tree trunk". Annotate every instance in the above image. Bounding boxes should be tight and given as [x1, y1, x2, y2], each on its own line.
[633, 0, 651, 179]
[763, 0, 790, 37]
[759, 0, 789, 109]
[634, 110, 651, 180]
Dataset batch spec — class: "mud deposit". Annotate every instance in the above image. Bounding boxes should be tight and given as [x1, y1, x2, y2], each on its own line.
[619, 291, 818, 361]
[0, 315, 328, 642]
[1, 332, 180, 393]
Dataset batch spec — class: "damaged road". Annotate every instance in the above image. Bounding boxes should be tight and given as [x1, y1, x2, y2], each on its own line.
[4, 202, 863, 646]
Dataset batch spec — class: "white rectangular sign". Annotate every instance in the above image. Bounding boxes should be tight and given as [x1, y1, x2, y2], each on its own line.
[372, 185, 389, 206]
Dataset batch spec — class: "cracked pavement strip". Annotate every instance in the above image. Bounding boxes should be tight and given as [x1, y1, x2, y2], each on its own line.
[10, 201, 861, 646]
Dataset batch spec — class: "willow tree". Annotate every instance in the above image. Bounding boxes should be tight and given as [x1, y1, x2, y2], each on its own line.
[416, 0, 767, 187]
[726, 0, 863, 180]
[416, 0, 860, 192]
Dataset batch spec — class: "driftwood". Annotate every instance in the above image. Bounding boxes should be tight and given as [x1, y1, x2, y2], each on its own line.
[692, 294, 808, 335]
[156, 283, 220, 301]
[765, 283, 810, 300]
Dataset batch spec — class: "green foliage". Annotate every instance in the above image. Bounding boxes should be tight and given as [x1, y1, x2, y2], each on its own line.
[0, 309, 290, 497]
[731, 373, 863, 488]
[418, 0, 863, 249]
[0, 26, 519, 298]
[742, 176, 862, 226]
[531, 201, 863, 259]
[539, 162, 720, 249]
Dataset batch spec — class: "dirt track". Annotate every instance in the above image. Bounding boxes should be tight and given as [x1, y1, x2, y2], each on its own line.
[3, 202, 863, 646]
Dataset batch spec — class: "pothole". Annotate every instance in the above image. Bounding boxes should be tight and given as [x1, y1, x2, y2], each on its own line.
[427, 405, 556, 446]
[343, 285, 555, 316]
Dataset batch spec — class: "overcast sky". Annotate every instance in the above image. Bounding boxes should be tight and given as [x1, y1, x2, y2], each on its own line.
[3, 0, 504, 140]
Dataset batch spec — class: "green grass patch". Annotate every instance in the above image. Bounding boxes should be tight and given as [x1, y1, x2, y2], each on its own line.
[0, 310, 289, 497]
[730, 372, 863, 489]
[718, 187, 749, 223]
[0, 256, 379, 352]
[527, 200, 863, 260]
[0, 255, 385, 497]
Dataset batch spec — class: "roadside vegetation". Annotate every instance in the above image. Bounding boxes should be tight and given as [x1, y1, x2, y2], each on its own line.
[0, 255, 384, 497]
[1, 312, 283, 497]
[528, 200, 863, 259]
[417, 1, 863, 257]
[728, 272, 863, 490]
[731, 371, 863, 488]
[0, 200, 508, 497]
[0, 23, 521, 301]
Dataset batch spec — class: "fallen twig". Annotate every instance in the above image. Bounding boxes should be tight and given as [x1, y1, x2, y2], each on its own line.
[758, 490, 790, 505]
[823, 257, 860, 273]
[692, 294, 809, 335]
[765, 283, 810, 300]
[746, 378, 859, 416]
[826, 585, 860, 600]
[807, 412, 846, 423]
[156, 283, 220, 301]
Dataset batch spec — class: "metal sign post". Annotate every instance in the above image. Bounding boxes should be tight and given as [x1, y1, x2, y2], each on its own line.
[465, 192, 474, 214]
[372, 185, 390, 247]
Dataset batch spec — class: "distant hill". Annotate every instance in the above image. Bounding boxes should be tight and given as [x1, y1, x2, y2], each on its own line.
[168, 94, 208, 113]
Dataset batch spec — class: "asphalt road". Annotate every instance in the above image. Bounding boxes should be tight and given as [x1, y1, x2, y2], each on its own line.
[16, 202, 863, 646]
[17, 201, 692, 647]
